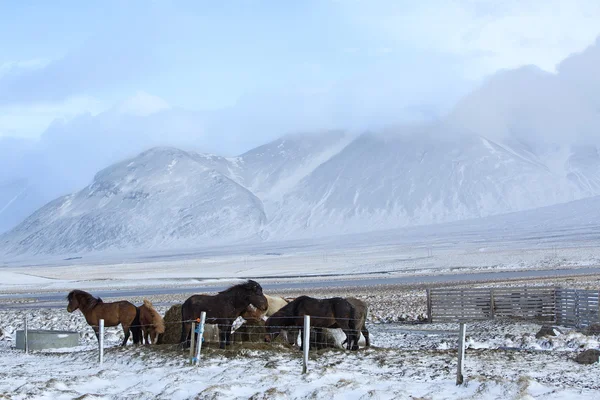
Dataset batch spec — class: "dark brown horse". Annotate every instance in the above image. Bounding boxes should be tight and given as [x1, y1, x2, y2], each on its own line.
[180, 280, 268, 349]
[264, 295, 359, 350]
[343, 297, 370, 350]
[66, 290, 141, 346]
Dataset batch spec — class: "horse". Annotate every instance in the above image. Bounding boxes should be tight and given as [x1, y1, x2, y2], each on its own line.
[264, 295, 359, 351]
[66, 289, 141, 346]
[342, 297, 370, 350]
[138, 299, 165, 345]
[241, 294, 289, 320]
[180, 280, 268, 349]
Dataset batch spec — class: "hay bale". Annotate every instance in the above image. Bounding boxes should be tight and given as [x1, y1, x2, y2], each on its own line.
[156, 303, 221, 345]
[157, 304, 182, 345]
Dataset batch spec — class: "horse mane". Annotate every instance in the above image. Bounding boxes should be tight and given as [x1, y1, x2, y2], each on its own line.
[142, 298, 165, 334]
[66, 289, 101, 310]
[218, 279, 259, 295]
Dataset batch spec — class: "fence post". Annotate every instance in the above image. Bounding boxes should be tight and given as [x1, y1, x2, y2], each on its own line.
[456, 322, 466, 385]
[193, 312, 206, 366]
[24, 314, 28, 354]
[426, 289, 432, 323]
[302, 315, 310, 374]
[99, 319, 104, 365]
[490, 289, 495, 319]
[189, 321, 196, 364]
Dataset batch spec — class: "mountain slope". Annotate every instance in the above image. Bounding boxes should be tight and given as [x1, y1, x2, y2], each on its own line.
[0, 147, 266, 255]
[265, 129, 588, 239]
[0, 179, 47, 234]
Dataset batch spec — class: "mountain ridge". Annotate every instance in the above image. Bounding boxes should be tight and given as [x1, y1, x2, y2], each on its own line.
[2, 127, 600, 256]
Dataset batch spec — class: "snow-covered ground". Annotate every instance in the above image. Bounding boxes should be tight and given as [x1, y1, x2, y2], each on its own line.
[1, 306, 599, 399]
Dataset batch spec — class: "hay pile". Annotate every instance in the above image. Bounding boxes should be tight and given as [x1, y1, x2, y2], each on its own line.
[157, 304, 182, 345]
[156, 304, 221, 345]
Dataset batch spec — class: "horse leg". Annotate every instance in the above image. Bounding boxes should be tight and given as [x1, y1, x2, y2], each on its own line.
[314, 328, 323, 349]
[142, 327, 149, 345]
[93, 326, 100, 342]
[225, 322, 233, 347]
[362, 324, 370, 347]
[180, 321, 191, 349]
[120, 322, 132, 347]
[218, 324, 228, 349]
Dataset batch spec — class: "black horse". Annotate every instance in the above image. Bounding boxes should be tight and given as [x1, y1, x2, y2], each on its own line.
[180, 280, 268, 349]
[264, 295, 359, 350]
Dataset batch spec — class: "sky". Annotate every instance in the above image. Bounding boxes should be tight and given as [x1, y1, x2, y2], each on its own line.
[1, 0, 600, 147]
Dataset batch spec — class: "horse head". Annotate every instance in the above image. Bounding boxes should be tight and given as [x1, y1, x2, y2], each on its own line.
[66, 289, 98, 313]
[264, 317, 279, 342]
[66, 290, 80, 313]
[243, 280, 268, 312]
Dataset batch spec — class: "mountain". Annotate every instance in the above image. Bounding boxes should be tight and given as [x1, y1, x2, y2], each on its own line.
[232, 131, 355, 217]
[4, 127, 600, 256]
[264, 128, 592, 239]
[0, 147, 266, 255]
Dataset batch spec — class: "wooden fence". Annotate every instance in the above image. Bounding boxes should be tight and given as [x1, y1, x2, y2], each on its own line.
[555, 289, 600, 328]
[427, 287, 600, 328]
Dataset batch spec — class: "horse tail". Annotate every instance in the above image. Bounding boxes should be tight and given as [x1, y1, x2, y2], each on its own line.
[130, 305, 142, 344]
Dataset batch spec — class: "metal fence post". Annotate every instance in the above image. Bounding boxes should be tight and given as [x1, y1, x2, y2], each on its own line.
[189, 321, 196, 364]
[99, 319, 104, 365]
[24, 314, 28, 354]
[490, 289, 495, 319]
[456, 322, 466, 385]
[426, 289, 432, 323]
[302, 315, 310, 374]
[193, 312, 206, 366]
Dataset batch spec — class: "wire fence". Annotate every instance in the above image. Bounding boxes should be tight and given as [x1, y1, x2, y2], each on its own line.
[10, 310, 470, 382]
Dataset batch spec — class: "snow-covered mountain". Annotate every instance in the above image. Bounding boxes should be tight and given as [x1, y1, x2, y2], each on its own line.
[3, 39, 600, 256]
[265, 128, 595, 239]
[0, 148, 266, 255]
[3, 128, 600, 256]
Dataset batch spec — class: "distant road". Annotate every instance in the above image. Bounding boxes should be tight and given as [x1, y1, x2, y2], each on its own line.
[1, 266, 599, 309]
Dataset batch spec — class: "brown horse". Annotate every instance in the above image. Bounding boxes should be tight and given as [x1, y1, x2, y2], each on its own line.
[66, 289, 141, 346]
[264, 295, 359, 350]
[343, 297, 370, 350]
[139, 299, 165, 345]
[180, 280, 268, 349]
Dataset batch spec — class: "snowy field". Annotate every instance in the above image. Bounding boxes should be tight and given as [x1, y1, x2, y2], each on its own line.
[1, 304, 600, 399]
[2, 219, 600, 398]
[2, 237, 600, 296]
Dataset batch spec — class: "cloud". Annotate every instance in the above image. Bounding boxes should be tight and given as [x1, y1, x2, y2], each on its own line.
[0, 28, 162, 106]
[0, 96, 106, 138]
[557, 37, 600, 108]
[114, 91, 171, 117]
[336, 0, 600, 77]
[448, 37, 600, 148]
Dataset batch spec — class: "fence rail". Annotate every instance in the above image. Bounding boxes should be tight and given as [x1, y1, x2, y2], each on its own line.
[427, 287, 600, 328]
